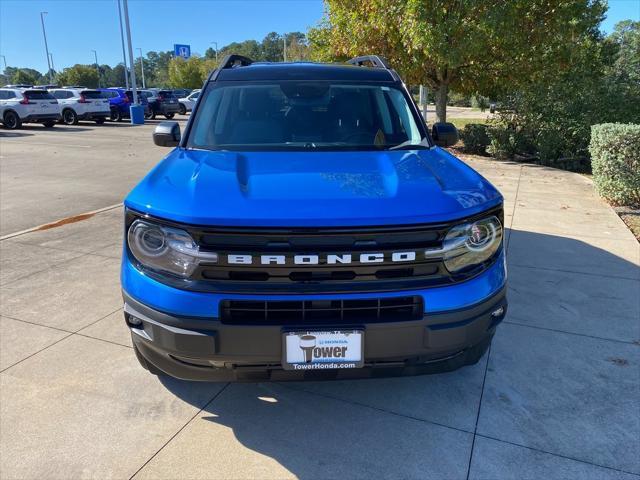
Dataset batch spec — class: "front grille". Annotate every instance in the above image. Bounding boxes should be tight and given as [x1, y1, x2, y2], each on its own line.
[220, 296, 423, 325]
[125, 206, 503, 293]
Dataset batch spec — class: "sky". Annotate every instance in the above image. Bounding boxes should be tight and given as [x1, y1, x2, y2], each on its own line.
[0, 0, 638, 74]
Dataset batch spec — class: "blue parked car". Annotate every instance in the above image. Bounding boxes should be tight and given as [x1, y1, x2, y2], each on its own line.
[100, 88, 149, 122]
[122, 55, 507, 381]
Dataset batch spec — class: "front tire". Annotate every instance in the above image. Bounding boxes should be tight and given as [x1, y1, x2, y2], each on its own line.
[42, 121, 56, 128]
[178, 104, 186, 115]
[164, 113, 175, 119]
[62, 109, 78, 125]
[3, 111, 22, 130]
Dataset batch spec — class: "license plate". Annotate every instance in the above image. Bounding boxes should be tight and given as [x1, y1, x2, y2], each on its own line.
[282, 330, 363, 370]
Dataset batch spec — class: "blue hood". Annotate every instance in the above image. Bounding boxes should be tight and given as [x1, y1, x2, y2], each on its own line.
[124, 147, 503, 227]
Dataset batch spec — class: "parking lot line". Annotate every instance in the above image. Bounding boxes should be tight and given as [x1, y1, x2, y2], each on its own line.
[0, 203, 122, 240]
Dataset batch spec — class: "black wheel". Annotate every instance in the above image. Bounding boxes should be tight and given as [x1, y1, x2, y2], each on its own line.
[178, 103, 186, 115]
[110, 109, 122, 122]
[95, 118, 105, 125]
[3, 111, 22, 130]
[144, 112, 152, 119]
[42, 121, 56, 128]
[164, 113, 175, 119]
[62, 108, 78, 125]
[133, 343, 164, 376]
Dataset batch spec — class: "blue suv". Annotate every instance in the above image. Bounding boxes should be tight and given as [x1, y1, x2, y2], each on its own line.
[122, 55, 507, 381]
[101, 88, 149, 121]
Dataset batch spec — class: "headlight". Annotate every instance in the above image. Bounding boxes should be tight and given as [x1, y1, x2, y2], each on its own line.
[127, 219, 217, 278]
[427, 216, 503, 273]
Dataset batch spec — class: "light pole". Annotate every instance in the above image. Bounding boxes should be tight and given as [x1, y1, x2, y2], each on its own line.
[210, 41, 218, 61]
[117, 0, 129, 88]
[122, 0, 138, 105]
[48, 53, 55, 75]
[91, 50, 100, 87]
[0, 55, 6, 70]
[137, 47, 145, 89]
[283, 33, 287, 62]
[40, 12, 52, 83]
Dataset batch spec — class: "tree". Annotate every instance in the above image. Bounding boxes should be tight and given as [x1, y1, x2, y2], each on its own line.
[309, 0, 606, 122]
[56, 64, 99, 88]
[11, 68, 40, 85]
[168, 56, 206, 89]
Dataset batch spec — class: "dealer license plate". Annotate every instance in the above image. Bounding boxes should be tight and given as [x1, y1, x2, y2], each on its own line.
[282, 330, 363, 371]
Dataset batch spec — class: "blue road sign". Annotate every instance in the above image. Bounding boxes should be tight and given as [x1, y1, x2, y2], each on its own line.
[174, 44, 191, 59]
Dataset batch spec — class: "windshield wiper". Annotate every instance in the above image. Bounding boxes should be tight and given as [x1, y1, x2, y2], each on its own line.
[387, 141, 429, 151]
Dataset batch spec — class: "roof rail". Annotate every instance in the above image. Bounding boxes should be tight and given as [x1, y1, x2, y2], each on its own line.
[346, 55, 391, 69]
[208, 54, 254, 82]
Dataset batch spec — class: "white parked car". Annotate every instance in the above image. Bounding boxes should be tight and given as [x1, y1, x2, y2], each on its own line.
[0, 88, 61, 129]
[178, 89, 200, 115]
[48, 88, 111, 125]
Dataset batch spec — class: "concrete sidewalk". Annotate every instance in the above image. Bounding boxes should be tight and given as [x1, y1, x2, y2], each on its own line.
[1, 159, 638, 479]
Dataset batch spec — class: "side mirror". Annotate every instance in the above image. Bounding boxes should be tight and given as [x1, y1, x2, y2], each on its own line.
[153, 121, 180, 147]
[432, 122, 459, 147]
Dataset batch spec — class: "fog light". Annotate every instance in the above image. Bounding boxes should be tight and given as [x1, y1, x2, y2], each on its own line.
[127, 314, 143, 327]
[491, 306, 505, 318]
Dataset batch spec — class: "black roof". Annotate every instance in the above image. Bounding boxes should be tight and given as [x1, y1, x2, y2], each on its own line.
[215, 62, 398, 83]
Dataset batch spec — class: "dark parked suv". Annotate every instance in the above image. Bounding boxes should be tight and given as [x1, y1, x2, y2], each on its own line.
[145, 89, 180, 119]
[122, 55, 507, 381]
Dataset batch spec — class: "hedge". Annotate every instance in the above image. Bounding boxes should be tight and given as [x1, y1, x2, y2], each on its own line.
[589, 123, 640, 207]
[460, 124, 490, 155]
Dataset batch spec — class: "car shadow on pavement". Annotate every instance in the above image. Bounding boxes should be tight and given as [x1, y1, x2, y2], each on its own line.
[0, 131, 35, 138]
[151, 229, 639, 478]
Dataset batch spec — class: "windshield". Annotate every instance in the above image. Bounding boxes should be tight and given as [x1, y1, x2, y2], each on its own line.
[188, 82, 425, 151]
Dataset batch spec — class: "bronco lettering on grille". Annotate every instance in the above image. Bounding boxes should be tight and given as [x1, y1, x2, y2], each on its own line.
[227, 252, 418, 266]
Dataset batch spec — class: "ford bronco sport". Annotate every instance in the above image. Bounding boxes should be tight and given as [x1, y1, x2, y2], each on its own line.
[122, 55, 507, 381]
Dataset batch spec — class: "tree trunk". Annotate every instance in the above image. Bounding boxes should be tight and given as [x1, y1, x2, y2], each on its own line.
[434, 83, 448, 123]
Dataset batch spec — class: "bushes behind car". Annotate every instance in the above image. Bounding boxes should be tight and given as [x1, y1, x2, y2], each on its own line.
[460, 124, 490, 155]
[589, 123, 640, 207]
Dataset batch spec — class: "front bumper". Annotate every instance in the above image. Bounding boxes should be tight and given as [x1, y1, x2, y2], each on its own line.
[122, 251, 507, 381]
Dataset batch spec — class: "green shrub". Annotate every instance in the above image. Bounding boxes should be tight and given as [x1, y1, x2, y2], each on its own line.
[486, 124, 534, 160]
[470, 95, 490, 111]
[589, 123, 640, 206]
[460, 124, 490, 154]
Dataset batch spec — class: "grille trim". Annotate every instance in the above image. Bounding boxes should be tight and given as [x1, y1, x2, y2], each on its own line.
[220, 296, 424, 325]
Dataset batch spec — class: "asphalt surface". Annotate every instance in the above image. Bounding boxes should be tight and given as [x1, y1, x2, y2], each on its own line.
[0, 116, 639, 479]
[0, 117, 188, 236]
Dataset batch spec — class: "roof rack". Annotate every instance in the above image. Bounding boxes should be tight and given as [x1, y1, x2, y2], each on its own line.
[208, 54, 254, 81]
[346, 55, 391, 69]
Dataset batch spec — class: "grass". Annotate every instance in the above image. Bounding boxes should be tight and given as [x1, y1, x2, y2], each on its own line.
[446, 117, 488, 130]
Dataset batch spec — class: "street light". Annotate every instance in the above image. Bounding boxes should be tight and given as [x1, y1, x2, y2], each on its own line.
[40, 12, 52, 83]
[117, 0, 129, 89]
[48, 53, 55, 75]
[122, 0, 139, 107]
[137, 47, 145, 89]
[210, 41, 218, 61]
[283, 33, 287, 62]
[0, 55, 6, 70]
[91, 50, 100, 87]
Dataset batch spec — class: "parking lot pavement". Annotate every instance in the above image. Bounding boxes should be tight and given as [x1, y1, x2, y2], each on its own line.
[0, 118, 188, 237]
[1, 154, 639, 479]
